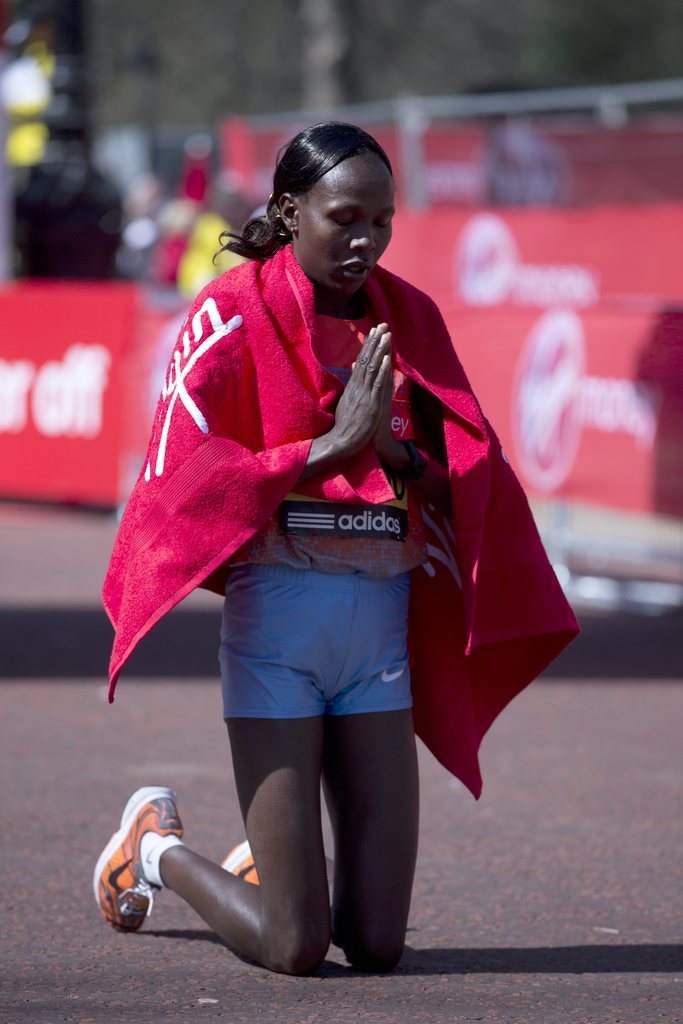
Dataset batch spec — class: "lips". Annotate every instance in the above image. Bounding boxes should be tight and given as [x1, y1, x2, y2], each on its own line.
[340, 259, 372, 277]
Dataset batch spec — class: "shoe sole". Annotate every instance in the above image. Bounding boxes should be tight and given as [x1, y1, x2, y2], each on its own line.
[93, 786, 178, 908]
[222, 839, 252, 874]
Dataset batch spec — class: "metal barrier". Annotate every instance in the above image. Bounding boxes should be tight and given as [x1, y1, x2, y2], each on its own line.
[535, 500, 683, 614]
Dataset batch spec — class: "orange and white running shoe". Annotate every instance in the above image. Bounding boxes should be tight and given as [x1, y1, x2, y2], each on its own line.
[93, 786, 183, 931]
[222, 839, 259, 885]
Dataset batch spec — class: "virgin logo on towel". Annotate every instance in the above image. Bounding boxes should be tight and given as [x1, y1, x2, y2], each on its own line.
[145, 298, 242, 480]
[512, 309, 660, 492]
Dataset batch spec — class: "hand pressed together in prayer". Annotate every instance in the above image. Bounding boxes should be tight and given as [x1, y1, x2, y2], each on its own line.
[299, 322, 408, 481]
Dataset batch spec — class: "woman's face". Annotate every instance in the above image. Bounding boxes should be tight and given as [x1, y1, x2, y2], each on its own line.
[279, 154, 395, 317]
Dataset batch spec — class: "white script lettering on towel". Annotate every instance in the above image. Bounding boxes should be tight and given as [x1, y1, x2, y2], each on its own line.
[145, 299, 242, 480]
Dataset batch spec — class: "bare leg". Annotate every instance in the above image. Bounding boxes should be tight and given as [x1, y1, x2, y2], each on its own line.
[160, 717, 330, 975]
[322, 708, 419, 971]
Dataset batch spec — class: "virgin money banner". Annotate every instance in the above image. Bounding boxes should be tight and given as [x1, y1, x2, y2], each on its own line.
[384, 206, 683, 517]
[424, 306, 681, 517]
[385, 204, 683, 313]
[0, 282, 139, 505]
[2, 204, 681, 517]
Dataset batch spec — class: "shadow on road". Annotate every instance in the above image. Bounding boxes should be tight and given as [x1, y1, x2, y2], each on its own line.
[397, 943, 683, 975]
[135, 930, 683, 974]
[0, 605, 681, 680]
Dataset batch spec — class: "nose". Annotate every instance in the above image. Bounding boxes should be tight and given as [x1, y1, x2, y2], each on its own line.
[349, 227, 376, 254]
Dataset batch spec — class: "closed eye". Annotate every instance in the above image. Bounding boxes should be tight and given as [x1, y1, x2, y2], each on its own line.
[330, 208, 394, 228]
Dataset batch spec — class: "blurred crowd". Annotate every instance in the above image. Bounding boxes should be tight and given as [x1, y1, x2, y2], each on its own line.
[1, 4, 253, 292]
[114, 134, 253, 298]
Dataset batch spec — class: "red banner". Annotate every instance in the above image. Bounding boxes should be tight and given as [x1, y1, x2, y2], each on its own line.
[1, 204, 681, 516]
[0, 282, 140, 505]
[383, 206, 683, 517]
[221, 117, 683, 208]
[421, 121, 683, 206]
[439, 307, 682, 516]
[384, 204, 683, 313]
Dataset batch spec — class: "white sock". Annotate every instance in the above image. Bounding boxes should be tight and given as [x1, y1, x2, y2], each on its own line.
[139, 832, 183, 887]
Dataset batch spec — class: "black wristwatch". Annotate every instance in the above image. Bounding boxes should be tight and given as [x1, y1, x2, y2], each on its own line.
[397, 440, 427, 480]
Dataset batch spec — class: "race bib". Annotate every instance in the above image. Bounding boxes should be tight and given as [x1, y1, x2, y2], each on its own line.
[279, 494, 408, 541]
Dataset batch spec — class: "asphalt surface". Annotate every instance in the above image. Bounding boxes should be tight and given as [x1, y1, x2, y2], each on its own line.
[1, 504, 682, 1024]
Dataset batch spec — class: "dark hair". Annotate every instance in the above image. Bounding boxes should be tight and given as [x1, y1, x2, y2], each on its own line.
[217, 122, 393, 262]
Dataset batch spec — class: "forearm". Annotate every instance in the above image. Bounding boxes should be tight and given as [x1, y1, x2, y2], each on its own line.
[295, 431, 349, 483]
[298, 429, 450, 507]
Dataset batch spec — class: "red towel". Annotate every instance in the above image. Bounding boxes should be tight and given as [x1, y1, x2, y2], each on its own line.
[103, 244, 578, 797]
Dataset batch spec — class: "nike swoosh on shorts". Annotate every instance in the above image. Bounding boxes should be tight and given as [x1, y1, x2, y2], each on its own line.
[381, 666, 405, 683]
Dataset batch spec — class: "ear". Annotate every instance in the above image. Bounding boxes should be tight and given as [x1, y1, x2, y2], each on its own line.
[278, 193, 299, 235]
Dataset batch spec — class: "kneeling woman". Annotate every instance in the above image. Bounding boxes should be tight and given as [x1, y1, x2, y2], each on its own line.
[94, 122, 578, 974]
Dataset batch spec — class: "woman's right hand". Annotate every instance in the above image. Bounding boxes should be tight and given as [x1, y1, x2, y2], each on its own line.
[297, 325, 392, 481]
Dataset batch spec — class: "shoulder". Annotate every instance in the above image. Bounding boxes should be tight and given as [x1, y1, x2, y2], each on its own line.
[192, 258, 261, 309]
[179, 260, 265, 346]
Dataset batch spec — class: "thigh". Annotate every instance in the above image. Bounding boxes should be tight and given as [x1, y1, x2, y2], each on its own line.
[227, 716, 331, 971]
[322, 708, 419, 971]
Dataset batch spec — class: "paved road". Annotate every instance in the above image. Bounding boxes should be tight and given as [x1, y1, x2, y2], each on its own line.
[1, 505, 682, 1023]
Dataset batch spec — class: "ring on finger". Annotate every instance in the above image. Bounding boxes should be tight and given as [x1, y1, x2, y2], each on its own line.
[367, 363, 376, 374]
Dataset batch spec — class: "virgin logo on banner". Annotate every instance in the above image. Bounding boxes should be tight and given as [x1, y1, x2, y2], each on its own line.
[438, 305, 675, 515]
[511, 309, 660, 493]
[455, 213, 600, 309]
[381, 203, 683, 517]
[384, 204, 683, 312]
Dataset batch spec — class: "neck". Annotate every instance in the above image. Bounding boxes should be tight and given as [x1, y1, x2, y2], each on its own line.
[313, 290, 366, 320]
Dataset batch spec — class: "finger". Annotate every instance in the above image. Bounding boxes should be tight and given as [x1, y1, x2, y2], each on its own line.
[361, 323, 387, 344]
[357, 332, 372, 366]
[355, 328, 376, 369]
[365, 335, 390, 379]
[355, 337, 386, 383]
[372, 352, 392, 391]
[357, 323, 388, 364]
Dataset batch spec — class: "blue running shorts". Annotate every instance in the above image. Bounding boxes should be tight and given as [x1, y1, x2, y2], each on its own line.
[219, 563, 413, 719]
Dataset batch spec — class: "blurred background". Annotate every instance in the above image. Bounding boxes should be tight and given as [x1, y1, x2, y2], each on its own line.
[1, 0, 682, 627]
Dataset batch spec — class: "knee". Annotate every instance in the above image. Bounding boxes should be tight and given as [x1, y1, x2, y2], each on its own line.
[263, 924, 330, 976]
